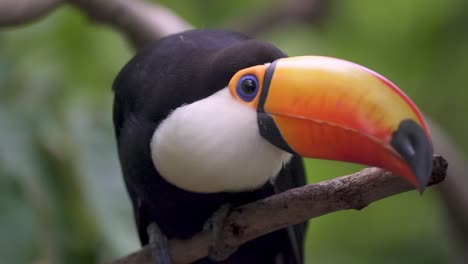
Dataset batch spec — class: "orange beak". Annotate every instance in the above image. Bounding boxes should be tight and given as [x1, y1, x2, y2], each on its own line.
[228, 56, 433, 192]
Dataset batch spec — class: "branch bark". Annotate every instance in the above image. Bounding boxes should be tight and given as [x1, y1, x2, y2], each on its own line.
[0, 0, 62, 26]
[107, 155, 447, 264]
[224, 0, 329, 36]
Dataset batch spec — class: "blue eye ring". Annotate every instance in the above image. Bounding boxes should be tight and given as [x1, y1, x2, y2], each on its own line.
[236, 74, 259, 102]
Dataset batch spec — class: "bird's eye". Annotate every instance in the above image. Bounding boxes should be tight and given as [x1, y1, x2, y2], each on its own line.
[236, 75, 259, 102]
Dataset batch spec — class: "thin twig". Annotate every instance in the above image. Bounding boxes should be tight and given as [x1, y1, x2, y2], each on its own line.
[224, 0, 328, 36]
[107, 155, 447, 264]
[67, 0, 192, 48]
[0, 0, 62, 26]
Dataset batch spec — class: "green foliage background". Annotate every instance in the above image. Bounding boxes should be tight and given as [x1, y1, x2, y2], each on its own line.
[0, 0, 466, 263]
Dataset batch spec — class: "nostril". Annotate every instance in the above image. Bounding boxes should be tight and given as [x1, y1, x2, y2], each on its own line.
[405, 139, 416, 157]
[407, 131, 419, 157]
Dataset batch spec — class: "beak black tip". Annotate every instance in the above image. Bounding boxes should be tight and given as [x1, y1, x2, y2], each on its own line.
[416, 164, 432, 194]
[418, 184, 426, 194]
[391, 119, 433, 194]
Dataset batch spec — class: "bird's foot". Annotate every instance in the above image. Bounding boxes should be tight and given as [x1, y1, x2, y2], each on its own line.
[147, 222, 172, 264]
[203, 204, 238, 261]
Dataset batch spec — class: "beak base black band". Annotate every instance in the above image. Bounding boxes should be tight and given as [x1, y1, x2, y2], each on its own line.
[258, 113, 296, 154]
[256, 60, 297, 154]
[257, 60, 278, 113]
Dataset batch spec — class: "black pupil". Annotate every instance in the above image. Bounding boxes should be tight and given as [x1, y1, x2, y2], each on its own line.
[241, 78, 257, 95]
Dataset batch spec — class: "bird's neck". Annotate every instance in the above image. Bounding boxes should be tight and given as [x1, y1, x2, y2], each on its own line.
[150, 88, 292, 193]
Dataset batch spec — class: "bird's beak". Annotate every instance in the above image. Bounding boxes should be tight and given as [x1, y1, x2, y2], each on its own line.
[228, 56, 433, 192]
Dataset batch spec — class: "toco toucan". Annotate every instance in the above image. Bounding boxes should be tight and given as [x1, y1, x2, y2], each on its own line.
[113, 29, 433, 263]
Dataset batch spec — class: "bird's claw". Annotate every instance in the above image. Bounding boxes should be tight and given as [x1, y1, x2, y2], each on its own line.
[147, 222, 172, 264]
[203, 204, 238, 261]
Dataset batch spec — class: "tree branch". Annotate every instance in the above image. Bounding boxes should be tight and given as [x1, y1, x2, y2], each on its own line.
[224, 0, 329, 36]
[67, 0, 192, 48]
[107, 155, 447, 264]
[0, 0, 62, 26]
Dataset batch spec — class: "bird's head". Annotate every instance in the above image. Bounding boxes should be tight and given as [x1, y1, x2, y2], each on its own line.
[115, 30, 432, 194]
[227, 56, 432, 191]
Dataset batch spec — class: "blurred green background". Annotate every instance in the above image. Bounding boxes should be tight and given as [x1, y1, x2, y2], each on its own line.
[0, 0, 466, 263]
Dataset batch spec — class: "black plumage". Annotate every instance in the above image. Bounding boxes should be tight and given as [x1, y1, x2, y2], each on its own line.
[113, 29, 307, 263]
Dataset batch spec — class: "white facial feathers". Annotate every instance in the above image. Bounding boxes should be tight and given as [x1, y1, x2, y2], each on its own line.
[150, 88, 292, 193]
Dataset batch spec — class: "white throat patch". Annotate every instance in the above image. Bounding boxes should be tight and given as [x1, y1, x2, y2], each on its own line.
[150, 88, 292, 193]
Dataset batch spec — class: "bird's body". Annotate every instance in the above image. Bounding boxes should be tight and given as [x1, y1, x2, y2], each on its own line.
[113, 29, 433, 263]
[113, 30, 307, 263]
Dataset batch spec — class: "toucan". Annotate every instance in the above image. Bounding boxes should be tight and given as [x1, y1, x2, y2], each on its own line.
[113, 29, 433, 264]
